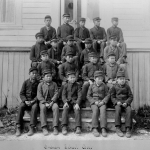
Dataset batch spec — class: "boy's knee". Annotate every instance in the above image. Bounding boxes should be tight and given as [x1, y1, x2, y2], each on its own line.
[40, 104, 46, 111]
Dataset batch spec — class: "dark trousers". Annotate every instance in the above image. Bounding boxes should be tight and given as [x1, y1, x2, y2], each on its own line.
[16, 102, 39, 127]
[61, 104, 81, 128]
[91, 104, 107, 129]
[82, 81, 90, 101]
[93, 41, 106, 58]
[39, 103, 59, 128]
[115, 105, 132, 128]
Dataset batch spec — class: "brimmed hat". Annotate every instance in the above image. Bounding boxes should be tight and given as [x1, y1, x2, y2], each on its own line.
[29, 67, 38, 73]
[42, 69, 52, 76]
[93, 17, 101, 21]
[94, 71, 104, 78]
[84, 38, 92, 44]
[40, 50, 48, 56]
[117, 68, 125, 78]
[35, 32, 44, 39]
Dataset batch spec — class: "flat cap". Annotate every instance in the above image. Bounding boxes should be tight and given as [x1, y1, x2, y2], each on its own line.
[63, 13, 70, 17]
[111, 17, 119, 21]
[117, 68, 125, 78]
[45, 15, 51, 20]
[29, 67, 38, 73]
[94, 70, 104, 78]
[65, 50, 74, 56]
[80, 18, 86, 22]
[66, 35, 75, 41]
[84, 38, 92, 44]
[42, 69, 52, 76]
[50, 39, 58, 43]
[40, 50, 48, 55]
[88, 52, 98, 58]
[109, 35, 117, 40]
[93, 17, 101, 21]
[35, 32, 44, 38]
[107, 51, 116, 58]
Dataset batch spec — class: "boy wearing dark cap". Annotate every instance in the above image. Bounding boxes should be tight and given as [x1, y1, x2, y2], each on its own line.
[87, 71, 110, 137]
[61, 71, 82, 135]
[30, 32, 48, 67]
[37, 69, 59, 136]
[74, 18, 90, 52]
[107, 17, 127, 58]
[82, 52, 102, 107]
[37, 50, 56, 79]
[110, 68, 133, 138]
[16, 67, 39, 137]
[57, 14, 74, 54]
[40, 15, 56, 47]
[90, 17, 106, 61]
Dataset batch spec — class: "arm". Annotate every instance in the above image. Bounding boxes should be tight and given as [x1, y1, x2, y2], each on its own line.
[106, 28, 111, 42]
[51, 83, 58, 103]
[61, 47, 66, 62]
[125, 85, 133, 105]
[57, 26, 61, 40]
[59, 64, 67, 82]
[62, 83, 68, 104]
[102, 84, 110, 104]
[76, 83, 82, 105]
[52, 28, 57, 39]
[48, 49, 58, 64]
[102, 28, 107, 42]
[82, 65, 90, 81]
[30, 45, 37, 62]
[89, 29, 95, 41]
[74, 28, 82, 42]
[110, 86, 118, 105]
[20, 81, 27, 102]
[37, 83, 46, 104]
[87, 84, 96, 105]
[118, 28, 124, 43]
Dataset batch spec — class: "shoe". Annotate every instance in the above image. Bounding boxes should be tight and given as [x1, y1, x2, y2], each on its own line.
[75, 127, 81, 135]
[92, 128, 100, 137]
[27, 126, 34, 136]
[126, 127, 131, 138]
[53, 127, 59, 135]
[101, 128, 107, 137]
[42, 127, 49, 136]
[116, 127, 124, 137]
[16, 126, 21, 137]
[62, 126, 67, 135]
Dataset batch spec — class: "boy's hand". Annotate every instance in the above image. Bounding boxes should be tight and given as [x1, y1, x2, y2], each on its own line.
[112, 81, 116, 84]
[63, 102, 69, 109]
[97, 40, 102, 44]
[117, 43, 120, 47]
[122, 103, 127, 108]
[117, 101, 122, 106]
[98, 101, 104, 107]
[108, 79, 112, 84]
[48, 101, 54, 109]
[95, 101, 99, 106]
[89, 80, 93, 85]
[63, 41, 66, 45]
[45, 103, 50, 108]
[74, 104, 80, 110]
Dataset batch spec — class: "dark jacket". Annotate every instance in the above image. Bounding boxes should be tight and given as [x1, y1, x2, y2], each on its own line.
[82, 62, 102, 81]
[37, 81, 58, 104]
[40, 26, 56, 42]
[20, 79, 39, 102]
[74, 26, 90, 41]
[30, 42, 48, 62]
[110, 83, 133, 105]
[90, 26, 107, 42]
[87, 82, 110, 105]
[62, 82, 82, 105]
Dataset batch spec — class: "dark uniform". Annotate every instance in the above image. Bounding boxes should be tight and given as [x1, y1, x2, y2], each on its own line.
[74, 18, 90, 52]
[61, 72, 82, 129]
[37, 70, 59, 128]
[90, 17, 107, 58]
[87, 71, 110, 131]
[30, 32, 48, 67]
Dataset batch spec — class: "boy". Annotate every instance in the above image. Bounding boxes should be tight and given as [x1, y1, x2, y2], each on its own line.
[90, 17, 106, 60]
[57, 14, 74, 54]
[16, 67, 39, 137]
[61, 71, 82, 135]
[30, 32, 48, 67]
[103, 51, 120, 89]
[37, 50, 56, 79]
[110, 68, 133, 138]
[74, 18, 90, 52]
[40, 15, 56, 47]
[37, 69, 59, 136]
[82, 52, 102, 107]
[87, 71, 109, 137]
[107, 17, 127, 58]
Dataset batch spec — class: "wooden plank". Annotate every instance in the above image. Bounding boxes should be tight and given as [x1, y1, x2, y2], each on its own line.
[0, 52, 3, 108]
[125, 37, 150, 43]
[2, 53, 9, 108]
[119, 20, 143, 26]
[124, 31, 150, 37]
[23, 0, 52, 2]
[127, 43, 150, 49]
[23, 14, 48, 19]
[113, 3, 142, 9]
[24, 52, 31, 80]
[0, 41, 34, 47]
[0, 36, 35, 41]
[113, 8, 141, 15]
[7, 52, 14, 108]
[23, 19, 44, 25]
[23, 3, 51, 8]
[115, 15, 143, 20]
[23, 8, 51, 14]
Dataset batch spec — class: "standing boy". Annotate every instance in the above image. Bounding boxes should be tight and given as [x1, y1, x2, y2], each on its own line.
[37, 69, 59, 136]
[61, 71, 82, 135]
[16, 67, 39, 137]
[87, 71, 110, 137]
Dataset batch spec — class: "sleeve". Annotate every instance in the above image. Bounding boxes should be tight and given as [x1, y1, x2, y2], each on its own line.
[125, 85, 133, 105]
[51, 63, 56, 77]
[48, 49, 58, 64]
[37, 83, 46, 104]
[103, 46, 108, 62]
[51, 83, 58, 102]
[103, 64, 109, 82]
[89, 29, 95, 40]
[37, 63, 42, 76]
[57, 26, 61, 40]
[80, 51, 84, 67]
[30, 45, 37, 62]
[62, 83, 68, 104]
[87, 84, 96, 105]
[71, 26, 74, 36]
[20, 81, 27, 102]
[102, 85, 110, 104]
[82, 65, 90, 81]
[107, 28, 111, 42]
[102, 28, 107, 42]
[110, 86, 118, 105]
[117, 47, 124, 64]
[76, 83, 82, 105]
[52, 28, 57, 39]
[74, 28, 82, 42]
[118, 28, 124, 43]
[61, 47, 66, 62]
[59, 64, 67, 81]
[87, 29, 90, 38]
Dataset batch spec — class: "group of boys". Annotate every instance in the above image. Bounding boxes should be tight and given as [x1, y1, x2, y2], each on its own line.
[16, 13, 133, 138]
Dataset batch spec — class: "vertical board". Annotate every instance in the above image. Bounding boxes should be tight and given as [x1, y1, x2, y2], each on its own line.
[24, 52, 31, 80]
[0, 52, 3, 108]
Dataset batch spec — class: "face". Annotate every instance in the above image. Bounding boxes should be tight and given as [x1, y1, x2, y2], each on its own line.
[66, 55, 73, 62]
[45, 18, 51, 27]
[51, 41, 57, 48]
[110, 38, 117, 46]
[108, 56, 116, 64]
[44, 74, 52, 82]
[117, 77, 126, 85]
[89, 56, 98, 64]
[79, 21, 85, 27]
[41, 54, 49, 61]
[95, 76, 104, 85]
[63, 16, 70, 23]
[67, 40, 74, 46]
[29, 70, 38, 80]
[85, 43, 92, 49]
[68, 74, 76, 83]
[94, 20, 100, 26]
[112, 20, 118, 27]
[36, 36, 44, 43]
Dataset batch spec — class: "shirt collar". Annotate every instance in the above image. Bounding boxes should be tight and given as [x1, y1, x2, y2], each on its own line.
[45, 26, 51, 31]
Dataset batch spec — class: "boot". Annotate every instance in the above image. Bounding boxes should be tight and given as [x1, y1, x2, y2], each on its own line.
[42, 126, 49, 136]
[116, 126, 124, 137]
[62, 126, 67, 135]
[92, 128, 100, 137]
[53, 127, 59, 135]
[126, 127, 131, 138]
[75, 127, 81, 135]
[101, 128, 107, 137]
[27, 126, 34, 136]
[16, 126, 21, 137]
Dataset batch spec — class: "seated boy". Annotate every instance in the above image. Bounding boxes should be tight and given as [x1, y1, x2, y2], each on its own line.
[40, 15, 56, 47]
[16, 67, 39, 137]
[37, 50, 56, 79]
[61, 71, 82, 135]
[37, 69, 59, 136]
[30, 32, 48, 67]
[87, 71, 110, 137]
[110, 68, 133, 138]
[74, 18, 90, 52]
[82, 52, 102, 107]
